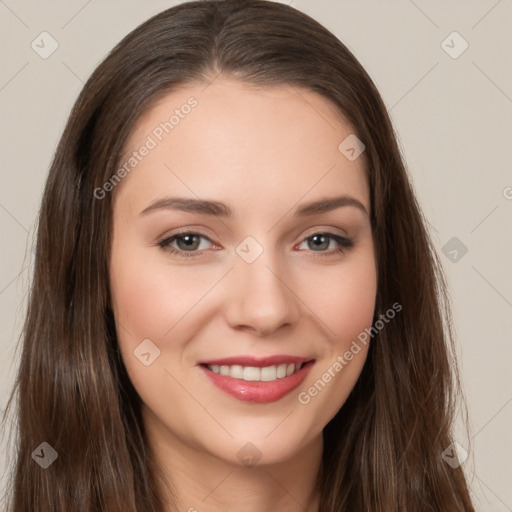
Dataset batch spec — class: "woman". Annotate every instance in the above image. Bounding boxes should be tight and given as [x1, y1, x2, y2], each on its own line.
[2, 0, 476, 510]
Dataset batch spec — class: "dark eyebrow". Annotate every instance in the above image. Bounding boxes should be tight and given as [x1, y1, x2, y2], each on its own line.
[139, 197, 231, 216]
[294, 195, 368, 217]
[138, 195, 369, 217]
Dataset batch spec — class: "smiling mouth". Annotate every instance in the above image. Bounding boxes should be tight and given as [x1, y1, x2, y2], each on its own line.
[201, 362, 308, 382]
[199, 358, 315, 403]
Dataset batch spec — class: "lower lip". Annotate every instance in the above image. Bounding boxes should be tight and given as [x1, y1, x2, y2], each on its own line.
[199, 361, 315, 403]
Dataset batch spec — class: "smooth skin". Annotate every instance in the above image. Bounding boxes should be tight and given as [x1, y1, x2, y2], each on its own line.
[109, 77, 377, 512]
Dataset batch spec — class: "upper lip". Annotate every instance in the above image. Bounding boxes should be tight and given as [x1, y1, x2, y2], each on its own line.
[199, 355, 313, 367]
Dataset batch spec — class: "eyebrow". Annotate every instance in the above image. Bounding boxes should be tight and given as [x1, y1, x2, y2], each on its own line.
[138, 195, 369, 218]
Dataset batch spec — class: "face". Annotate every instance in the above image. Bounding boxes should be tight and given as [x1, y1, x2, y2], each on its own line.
[109, 78, 377, 467]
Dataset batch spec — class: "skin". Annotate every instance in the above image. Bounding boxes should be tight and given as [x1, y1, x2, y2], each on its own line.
[109, 77, 377, 512]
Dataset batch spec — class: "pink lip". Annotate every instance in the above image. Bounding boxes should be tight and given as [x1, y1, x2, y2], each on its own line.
[199, 354, 311, 367]
[199, 359, 315, 403]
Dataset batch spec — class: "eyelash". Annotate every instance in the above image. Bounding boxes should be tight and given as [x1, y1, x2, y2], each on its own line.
[156, 231, 354, 259]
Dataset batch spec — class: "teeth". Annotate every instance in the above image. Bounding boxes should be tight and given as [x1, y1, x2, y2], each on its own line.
[276, 364, 287, 378]
[230, 365, 243, 379]
[261, 366, 276, 381]
[206, 362, 302, 381]
[243, 366, 260, 381]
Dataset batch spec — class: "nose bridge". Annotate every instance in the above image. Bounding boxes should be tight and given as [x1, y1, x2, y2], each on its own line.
[225, 236, 300, 335]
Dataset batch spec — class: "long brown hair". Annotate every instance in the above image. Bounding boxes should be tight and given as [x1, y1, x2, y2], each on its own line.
[2, 0, 476, 510]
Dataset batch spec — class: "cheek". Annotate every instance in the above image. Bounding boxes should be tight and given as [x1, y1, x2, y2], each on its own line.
[109, 247, 200, 401]
[108, 246, 177, 398]
[109, 245, 227, 398]
[110, 264, 171, 343]
[303, 252, 377, 348]
[110, 247, 212, 342]
[294, 251, 377, 419]
[116, 275, 158, 329]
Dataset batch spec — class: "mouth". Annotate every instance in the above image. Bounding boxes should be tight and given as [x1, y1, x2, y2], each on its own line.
[201, 361, 308, 382]
[198, 355, 315, 403]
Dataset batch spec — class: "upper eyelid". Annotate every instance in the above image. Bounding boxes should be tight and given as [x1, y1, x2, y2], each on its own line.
[161, 223, 350, 240]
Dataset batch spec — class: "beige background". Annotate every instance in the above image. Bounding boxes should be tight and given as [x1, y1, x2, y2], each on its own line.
[1, 0, 511, 509]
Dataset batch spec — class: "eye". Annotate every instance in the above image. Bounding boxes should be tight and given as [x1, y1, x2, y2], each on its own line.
[157, 232, 215, 258]
[296, 232, 354, 256]
[156, 230, 354, 259]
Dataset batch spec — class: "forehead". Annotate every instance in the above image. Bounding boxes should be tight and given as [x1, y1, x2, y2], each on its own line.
[113, 78, 369, 217]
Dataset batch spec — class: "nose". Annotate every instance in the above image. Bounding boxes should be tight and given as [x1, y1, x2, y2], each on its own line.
[223, 250, 301, 337]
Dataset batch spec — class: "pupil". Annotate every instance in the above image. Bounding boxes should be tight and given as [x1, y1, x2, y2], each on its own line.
[310, 234, 328, 251]
[178, 235, 199, 250]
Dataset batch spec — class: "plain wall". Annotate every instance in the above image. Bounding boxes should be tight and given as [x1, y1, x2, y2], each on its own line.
[1, 0, 511, 509]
